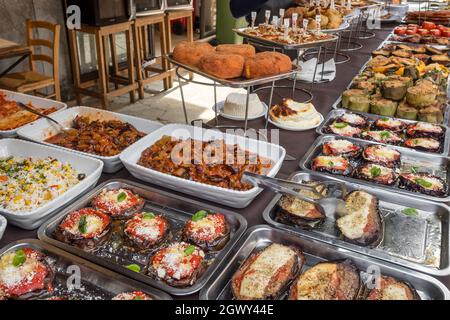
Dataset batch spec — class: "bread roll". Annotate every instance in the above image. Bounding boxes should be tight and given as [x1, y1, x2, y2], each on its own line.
[216, 44, 256, 58]
[243, 52, 292, 79]
[199, 53, 245, 79]
[173, 41, 215, 67]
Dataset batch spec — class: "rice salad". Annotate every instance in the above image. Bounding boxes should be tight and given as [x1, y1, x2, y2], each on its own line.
[0, 156, 85, 213]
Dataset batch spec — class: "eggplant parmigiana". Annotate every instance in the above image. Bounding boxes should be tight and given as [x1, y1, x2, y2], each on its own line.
[361, 130, 404, 145]
[399, 172, 447, 197]
[0, 248, 53, 299]
[55, 208, 112, 251]
[311, 155, 352, 176]
[231, 244, 304, 300]
[354, 163, 398, 185]
[138, 136, 274, 191]
[182, 211, 230, 251]
[289, 260, 361, 300]
[362, 145, 401, 168]
[148, 242, 206, 287]
[406, 122, 445, 140]
[372, 118, 406, 132]
[91, 188, 145, 220]
[324, 122, 362, 137]
[337, 113, 368, 128]
[323, 140, 361, 158]
[124, 212, 170, 250]
[112, 291, 153, 300]
[404, 138, 442, 153]
[336, 191, 383, 247]
[366, 276, 420, 300]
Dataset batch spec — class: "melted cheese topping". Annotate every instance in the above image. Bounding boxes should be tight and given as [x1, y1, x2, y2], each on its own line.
[412, 122, 442, 134]
[365, 146, 400, 162]
[327, 140, 356, 152]
[363, 131, 402, 142]
[406, 138, 440, 149]
[112, 291, 152, 300]
[403, 174, 444, 190]
[93, 189, 140, 215]
[361, 164, 393, 177]
[239, 244, 296, 299]
[341, 113, 366, 125]
[187, 214, 225, 241]
[379, 285, 411, 300]
[315, 156, 348, 168]
[330, 124, 362, 136]
[376, 118, 404, 128]
[0, 251, 40, 288]
[295, 263, 339, 300]
[67, 214, 105, 236]
[337, 191, 374, 240]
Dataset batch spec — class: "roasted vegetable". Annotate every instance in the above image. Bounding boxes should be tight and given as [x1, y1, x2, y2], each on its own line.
[347, 96, 371, 113]
[392, 50, 412, 58]
[91, 188, 145, 220]
[337, 113, 368, 128]
[406, 122, 445, 139]
[323, 139, 361, 158]
[396, 101, 418, 120]
[352, 81, 377, 94]
[431, 54, 450, 66]
[354, 163, 398, 185]
[370, 98, 398, 117]
[124, 212, 171, 251]
[324, 122, 362, 138]
[380, 80, 407, 101]
[418, 106, 444, 124]
[311, 155, 352, 176]
[361, 130, 404, 145]
[366, 276, 420, 300]
[372, 117, 406, 132]
[399, 172, 447, 197]
[362, 145, 401, 168]
[342, 89, 367, 109]
[406, 80, 437, 108]
[404, 138, 442, 153]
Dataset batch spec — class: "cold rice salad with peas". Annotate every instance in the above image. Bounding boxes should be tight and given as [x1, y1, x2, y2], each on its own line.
[0, 156, 86, 213]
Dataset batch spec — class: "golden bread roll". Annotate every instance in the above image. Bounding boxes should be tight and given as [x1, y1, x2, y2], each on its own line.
[199, 53, 245, 79]
[244, 52, 292, 79]
[172, 41, 215, 67]
[216, 44, 256, 58]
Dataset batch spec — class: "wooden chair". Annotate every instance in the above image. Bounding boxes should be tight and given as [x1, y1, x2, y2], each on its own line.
[0, 20, 61, 100]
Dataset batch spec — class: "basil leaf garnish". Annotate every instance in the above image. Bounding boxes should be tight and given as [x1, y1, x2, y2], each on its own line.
[78, 215, 88, 234]
[334, 122, 348, 129]
[371, 166, 381, 177]
[117, 192, 127, 202]
[328, 161, 335, 167]
[12, 249, 26, 267]
[402, 208, 419, 217]
[411, 166, 420, 174]
[126, 264, 141, 273]
[184, 245, 196, 256]
[142, 212, 155, 220]
[380, 131, 391, 139]
[192, 210, 208, 222]
[415, 178, 432, 188]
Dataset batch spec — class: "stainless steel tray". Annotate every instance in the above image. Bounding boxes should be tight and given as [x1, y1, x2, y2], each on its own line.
[200, 225, 450, 300]
[0, 239, 172, 300]
[299, 135, 450, 202]
[263, 171, 450, 276]
[233, 28, 339, 50]
[38, 179, 247, 296]
[317, 109, 450, 156]
[166, 54, 300, 88]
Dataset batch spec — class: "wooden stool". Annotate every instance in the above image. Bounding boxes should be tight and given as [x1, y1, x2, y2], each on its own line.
[134, 14, 172, 99]
[68, 21, 138, 109]
[164, 9, 194, 87]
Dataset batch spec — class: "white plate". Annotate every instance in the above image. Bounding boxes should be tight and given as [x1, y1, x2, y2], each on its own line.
[17, 106, 163, 173]
[120, 124, 286, 208]
[0, 139, 104, 230]
[0, 90, 67, 138]
[0, 215, 6, 241]
[213, 101, 268, 121]
[268, 113, 324, 132]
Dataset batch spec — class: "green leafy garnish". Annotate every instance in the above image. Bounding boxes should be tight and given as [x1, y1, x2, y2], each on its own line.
[184, 245, 196, 256]
[117, 192, 127, 202]
[328, 161, 335, 167]
[334, 122, 348, 129]
[142, 212, 156, 220]
[133, 296, 143, 300]
[370, 166, 381, 177]
[126, 264, 141, 273]
[78, 216, 87, 234]
[402, 208, 419, 217]
[380, 131, 391, 139]
[192, 210, 208, 222]
[415, 178, 433, 188]
[12, 249, 26, 267]
[411, 166, 420, 174]
[380, 117, 389, 122]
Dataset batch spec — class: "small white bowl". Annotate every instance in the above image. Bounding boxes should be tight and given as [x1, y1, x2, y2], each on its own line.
[213, 101, 268, 121]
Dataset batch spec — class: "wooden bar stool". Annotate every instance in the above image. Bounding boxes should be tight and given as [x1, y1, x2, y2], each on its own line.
[164, 9, 195, 87]
[68, 21, 138, 109]
[133, 14, 172, 99]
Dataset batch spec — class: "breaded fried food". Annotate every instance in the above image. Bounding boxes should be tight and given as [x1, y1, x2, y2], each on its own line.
[172, 41, 215, 67]
[216, 44, 256, 58]
[243, 52, 292, 79]
[199, 53, 245, 79]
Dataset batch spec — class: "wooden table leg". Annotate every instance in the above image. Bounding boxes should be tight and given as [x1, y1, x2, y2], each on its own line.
[186, 13, 194, 81]
[95, 31, 109, 109]
[68, 29, 82, 105]
[164, 15, 174, 88]
[125, 28, 136, 104]
[110, 34, 119, 90]
[133, 23, 145, 100]
[160, 20, 171, 90]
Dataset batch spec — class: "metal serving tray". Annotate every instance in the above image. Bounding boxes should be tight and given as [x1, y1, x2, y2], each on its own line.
[263, 171, 450, 276]
[233, 28, 339, 51]
[299, 135, 450, 203]
[166, 54, 301, 88]
[317, 109, 450, 156]
[38, 179, 247, 296]
[199, 225, 450, 300]
[0, 239, 172, 300]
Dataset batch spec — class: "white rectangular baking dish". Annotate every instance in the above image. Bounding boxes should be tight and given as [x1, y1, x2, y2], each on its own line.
[0, 90, 67, 138]
[120, 124, 286, 208]
[0, 139, 104, 230]
[16, 106, 163, 173]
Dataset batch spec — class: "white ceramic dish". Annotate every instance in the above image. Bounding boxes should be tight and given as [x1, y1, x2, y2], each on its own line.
[120, 124, 286, 208]
[0, 215, 6, 241]
[268, 113, 324, 131]
[0, 139, 104, 230]
[17, 106, 163, 173]
[0, 90, 67, 138]
[213, 101, 268, 121]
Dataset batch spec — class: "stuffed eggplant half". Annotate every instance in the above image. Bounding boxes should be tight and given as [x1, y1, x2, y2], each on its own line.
[360, 130, 404, 145]
[91, 188, 145, 220]
[336, 191, 383, 247]
[324, 122, 362, 138]
[322, 140, 361, 158]
[406, 122, 445, 140]
[337, 113, 368, 128]
[366, 276, 420, 300]
[399, 172, 447, 197]
[277, 182, 328, 229]
[0, 248, 54, 300]
[182, 211, 230, 251]
[311, 155, 352, 176]
[112, 291, 153, 300]
[123, 212, 171, 251]
[55, 208, 112, 251]
[362, 145, 401, 168]
[148, 242, 206, 288]
[354, 163, 398, 185]
[288, 260, 362, 300]
[231, 244, 304, 300]
[371, 117, 406, 133]
[404, 138, 442, 153]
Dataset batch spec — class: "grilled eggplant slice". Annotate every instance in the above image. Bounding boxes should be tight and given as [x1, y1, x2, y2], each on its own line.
[412, 53, 430, 64]
[288, 260, 361, 300]
[361, 130, 404, 145]
[123, 212, 171, 251]
[337, 113, 368, 128]
[337, 191, 383, 247]
[362, 145, 401, 168]
[91, 188, 145, 220]
[370, 98, 398, 117]
[232, 244, 304, 300]
[148, 242, 206, 288]
[182, 212, 230, 251]
[325, 122, 362, 138]
[55, 208, 112, 251]
[418, 106, 444, 124]
[277, 182, 328, 229]
[406, 80, 437, 108]
[399, 172, 447, 197]
[323, 139, 361, 158]
[112, 291, 153, 300]
[406, 122, 445, 140]
[404, 137, 442, 153]
[366, 276, 420, 300]
[311, 155, 352, 176]
[396, 101, 418, 120]
[381, 80, 407, 101]
[354, 163, 398, 185]
[425, 45, 443, 55]
[372, 117, 406, 132]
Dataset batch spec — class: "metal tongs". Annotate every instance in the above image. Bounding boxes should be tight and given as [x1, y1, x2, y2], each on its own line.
[242, 172, 348, 216]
